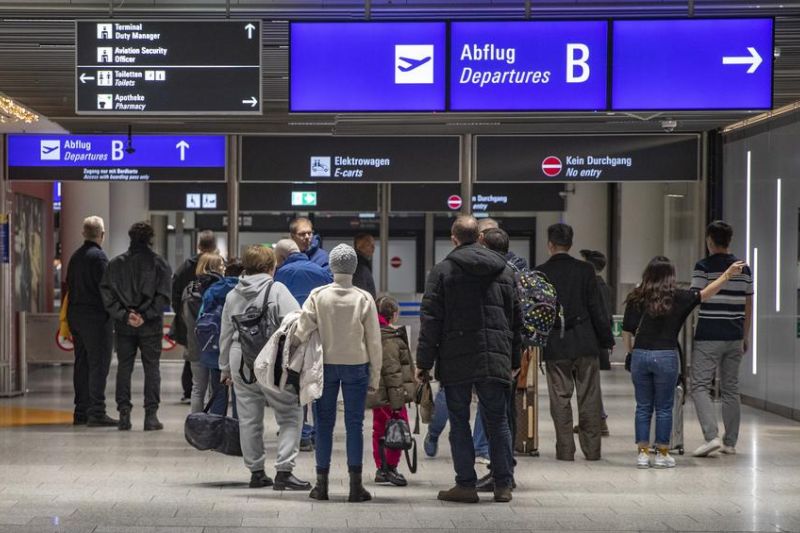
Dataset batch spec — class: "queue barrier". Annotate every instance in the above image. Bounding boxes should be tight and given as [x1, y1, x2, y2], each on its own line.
[20, 311, 181, 367]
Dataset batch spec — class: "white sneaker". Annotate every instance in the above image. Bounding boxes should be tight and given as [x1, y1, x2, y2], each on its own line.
[475, 455, 491, 465]
[692, 437, 722, 457]
[719, 444, 737, 455]
[653, 451, 676, 469]
[637, 451, 651, 469]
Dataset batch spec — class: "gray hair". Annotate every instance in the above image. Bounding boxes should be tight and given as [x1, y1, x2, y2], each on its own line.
[82, 216, 105, 240]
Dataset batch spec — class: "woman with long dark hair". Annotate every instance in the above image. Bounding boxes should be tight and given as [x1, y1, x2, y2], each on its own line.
[622, 256, 744, 469]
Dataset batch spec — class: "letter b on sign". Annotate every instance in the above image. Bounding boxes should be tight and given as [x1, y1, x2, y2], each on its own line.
[111, 140, 125, 161]
[566, 43, 590, 83]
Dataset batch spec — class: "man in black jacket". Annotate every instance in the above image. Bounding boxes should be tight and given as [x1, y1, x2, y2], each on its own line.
[170, 229, 216, 403]
[352, 233, 376, 298]
[536, 224, 614, 461]
[66, 216, 116, 427]
[101, 222, 172, 431]
[417, 216, 522, 504]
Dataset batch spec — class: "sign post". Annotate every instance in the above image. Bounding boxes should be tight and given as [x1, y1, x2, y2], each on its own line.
[76, 20, 262, 114]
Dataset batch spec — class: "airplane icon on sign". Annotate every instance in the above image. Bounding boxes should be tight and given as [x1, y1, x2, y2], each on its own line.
[397, 56, 431, 72]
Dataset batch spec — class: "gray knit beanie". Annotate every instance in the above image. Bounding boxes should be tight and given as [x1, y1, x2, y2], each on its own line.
[329, 244, 358, 275]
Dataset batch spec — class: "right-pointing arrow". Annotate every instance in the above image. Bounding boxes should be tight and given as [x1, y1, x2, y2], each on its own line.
[722, 47, 763, 74]
[242, 96, 258, 108]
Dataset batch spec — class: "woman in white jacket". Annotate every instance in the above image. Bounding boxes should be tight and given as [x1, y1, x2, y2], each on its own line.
[219, 245, 311, 491]
[292, 244, 382, 503]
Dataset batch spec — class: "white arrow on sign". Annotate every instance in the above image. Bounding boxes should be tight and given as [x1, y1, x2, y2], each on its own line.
[245, 23, 256, 39]
[176, 140, 190, 161]
[242, 96, 258, 108]
[722, 47, 763, 74]
[79, 73, 95, 84]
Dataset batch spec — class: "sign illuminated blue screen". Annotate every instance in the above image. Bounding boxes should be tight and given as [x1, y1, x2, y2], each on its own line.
[290, 22, 446, 112]
[7, 135, 225, 181]
[450, 21, 608, 111]
[612, 19, 773, 110]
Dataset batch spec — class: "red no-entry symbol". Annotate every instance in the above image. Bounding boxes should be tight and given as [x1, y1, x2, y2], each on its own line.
[447, 195, 463, 210]
[542, 156, 563, 177]
[390, 256, 402, 268]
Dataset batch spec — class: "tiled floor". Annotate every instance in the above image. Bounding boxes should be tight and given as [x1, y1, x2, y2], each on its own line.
[1, 362, 799, 533]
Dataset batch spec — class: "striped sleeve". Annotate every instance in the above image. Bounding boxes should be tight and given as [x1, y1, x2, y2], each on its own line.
[743, 266, 754, 296]
[691, 260, 708, 291]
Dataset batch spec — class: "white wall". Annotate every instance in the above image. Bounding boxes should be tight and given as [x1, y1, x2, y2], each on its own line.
[619, 183, 666, 286]
[563, 183, 609, 264]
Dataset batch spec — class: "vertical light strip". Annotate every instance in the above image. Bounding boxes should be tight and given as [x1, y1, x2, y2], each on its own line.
[775, 179, 782, 313]
[746, 151, 752, 265]
[752, 247, 758, 375]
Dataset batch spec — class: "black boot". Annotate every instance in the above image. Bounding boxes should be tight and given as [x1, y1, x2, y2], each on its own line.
[347, 470, 372, 503]
[249, 470, 273, 488]
[118, 409, 131, 431]
[273, 471, 311, 491]
[309, 472, 329, 501]
[143, 410, 163, 431]
[87, 414, 119, 427]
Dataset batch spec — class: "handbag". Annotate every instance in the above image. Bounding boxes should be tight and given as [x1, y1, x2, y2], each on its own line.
[415, 379, 433, 428]
[379, 413, 417, 474]
[184, 390, 242, 457]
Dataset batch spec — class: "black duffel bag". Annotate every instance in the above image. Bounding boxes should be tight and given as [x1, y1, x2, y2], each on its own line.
[184, 391, 242, 457]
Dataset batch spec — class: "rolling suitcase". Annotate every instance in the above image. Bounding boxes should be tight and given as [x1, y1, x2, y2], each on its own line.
[514, 347, 540, 457]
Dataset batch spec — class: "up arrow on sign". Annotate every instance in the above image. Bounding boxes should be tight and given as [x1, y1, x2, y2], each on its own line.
[176, 140, 190, 161]
[245, 23, 256, 39]
[722, 47, 763, 74]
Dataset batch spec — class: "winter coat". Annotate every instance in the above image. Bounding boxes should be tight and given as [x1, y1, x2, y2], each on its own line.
[352, 253, 376, 299]
[417, 243, 523, 387]
[367, 326, 416, 410]
[170, 254, 199, 345]
[100, 243, 172, 337]
[305, 235, 330, 270]
[218, 273, 300, 375]
[66, 240, 109, 316]
[198, 276, 240, 369]
[255, 311, 324, 406]
[275, 252, 333, 306]
[535, 253, 615, 362]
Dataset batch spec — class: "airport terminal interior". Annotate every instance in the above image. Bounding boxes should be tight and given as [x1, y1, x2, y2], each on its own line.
[1, 1, 800, 532]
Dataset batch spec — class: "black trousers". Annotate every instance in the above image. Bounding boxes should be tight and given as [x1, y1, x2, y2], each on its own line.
[68, 310, 113, 419]
[115, 333, 162, 412]
[181, 360, 193, 397]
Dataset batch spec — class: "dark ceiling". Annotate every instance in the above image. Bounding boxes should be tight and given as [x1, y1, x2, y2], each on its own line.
[1, 0, 799, 135]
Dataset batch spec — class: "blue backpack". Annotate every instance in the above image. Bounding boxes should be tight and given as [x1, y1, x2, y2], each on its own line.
[196, 303, 224, 364]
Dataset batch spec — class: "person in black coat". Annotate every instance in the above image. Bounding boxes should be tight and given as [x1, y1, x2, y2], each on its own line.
[417, 216, 522, 504]
[536, 224, 614, 461]
[170, 230, 217, 403]
[101, 222, 172, 432]
[66, 216, 117, 427]
[352, 233, 376, 299]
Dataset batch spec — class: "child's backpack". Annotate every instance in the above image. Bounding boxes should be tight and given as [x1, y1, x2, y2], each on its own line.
[511, 265, 563, 347]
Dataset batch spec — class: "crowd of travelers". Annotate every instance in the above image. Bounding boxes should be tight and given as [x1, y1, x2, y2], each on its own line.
[64, 211, 751, 502]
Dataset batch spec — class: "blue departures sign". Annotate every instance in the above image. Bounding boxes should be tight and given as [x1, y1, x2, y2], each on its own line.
[7, 135, 225, 182]
[612, 19, 773, 111]
[450, 21, 608, 111]
[290, 22, 447, 112]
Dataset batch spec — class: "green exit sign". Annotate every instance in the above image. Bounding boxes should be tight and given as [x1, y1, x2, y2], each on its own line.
[291, 191, 317, 207]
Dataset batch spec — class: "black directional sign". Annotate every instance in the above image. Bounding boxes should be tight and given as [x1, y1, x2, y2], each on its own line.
[76, 20, 262, 114]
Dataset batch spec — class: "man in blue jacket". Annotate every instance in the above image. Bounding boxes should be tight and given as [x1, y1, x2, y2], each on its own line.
[290, 217, 329, 270]
[274, 238, 333, 451]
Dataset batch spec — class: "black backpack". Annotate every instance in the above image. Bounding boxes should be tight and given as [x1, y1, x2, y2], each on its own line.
[231, 282, 277, 385]
[379, 414, 417, 474]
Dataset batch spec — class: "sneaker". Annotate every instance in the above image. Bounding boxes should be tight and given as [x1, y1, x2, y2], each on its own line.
[180, 396, 191, 405]
[637, 451, 651, 469]
[299, 439, 314, 452]
[374, 469, 389, 484]
[692, 437, 722, 457]
[601, 418, 610, 437]
[437, 485, 479, 504]
[384, 468, 407, 487]
[653, 451, 676, 469]
[475, 455, 491, 465]
[476, 472, 495, 492]
[423, 432, 438, 458]
[719, 444, 737, 455]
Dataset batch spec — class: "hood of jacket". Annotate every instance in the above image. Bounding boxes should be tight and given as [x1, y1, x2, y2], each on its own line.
[307, 234, 323, 257]
[381, 324, 409, 345]
[206, 276, 239, 304]
[446, 243, 507, 277]
[234, 273, 273, 299]
[197, 272, 223, 293]
[282, 252, 310, 268]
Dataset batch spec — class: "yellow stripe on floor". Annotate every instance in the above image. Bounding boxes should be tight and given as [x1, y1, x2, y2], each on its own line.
[0, 406, 74, 427]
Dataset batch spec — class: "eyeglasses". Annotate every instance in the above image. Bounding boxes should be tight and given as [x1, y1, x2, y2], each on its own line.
[294, 231, 313, 237]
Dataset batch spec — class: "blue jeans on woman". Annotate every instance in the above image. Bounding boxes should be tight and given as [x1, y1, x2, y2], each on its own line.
[631, 349, 679, 447]
[208, 368, 236, 418]
[429, 388, 488, 456]
[315, 363, 369, 472]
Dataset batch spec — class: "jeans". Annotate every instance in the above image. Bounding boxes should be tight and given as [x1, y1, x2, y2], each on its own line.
[631, 349, 679, 447]
[691, 340, 743, 447]
[315, 363, 370, 472]
[68, 310, 113, 419]
[477, 379, 517, 465]
[429, 388, 487, 453]
[301, 403, 317, 442]
[372, 405, 409, 469]
[444, 381, 513, 489]
[208, 368, 235, 417]
[115, 332, 162, 412]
